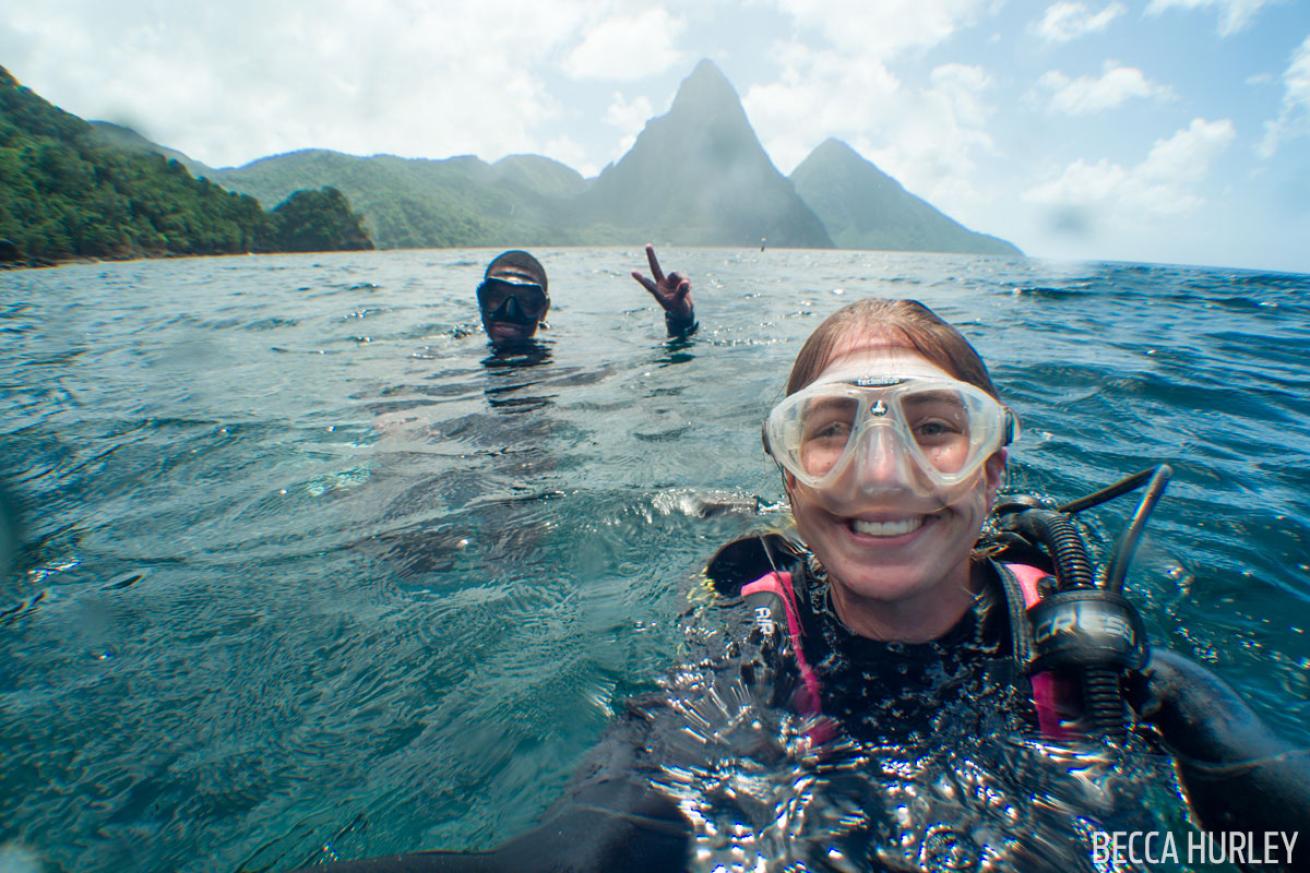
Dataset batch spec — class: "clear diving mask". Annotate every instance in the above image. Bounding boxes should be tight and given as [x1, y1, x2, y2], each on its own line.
[763, 373, 1017, 505]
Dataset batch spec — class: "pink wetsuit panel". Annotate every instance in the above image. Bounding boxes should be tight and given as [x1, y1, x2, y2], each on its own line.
[1008, 563, 1072, 741]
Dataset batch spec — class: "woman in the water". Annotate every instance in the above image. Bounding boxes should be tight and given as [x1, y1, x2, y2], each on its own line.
[308, 299, 1308, 872]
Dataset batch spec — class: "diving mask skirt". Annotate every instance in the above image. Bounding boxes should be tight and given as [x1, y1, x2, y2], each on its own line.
[477, 277, 549, 325]
[764, 363, 1017, 505]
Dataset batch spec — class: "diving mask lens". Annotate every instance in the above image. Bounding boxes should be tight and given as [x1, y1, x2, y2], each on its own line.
[765, 378, 1014, 497]
[477, 277, 548, 323]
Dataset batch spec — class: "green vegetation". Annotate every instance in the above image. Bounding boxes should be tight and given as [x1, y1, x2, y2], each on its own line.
[269, 186, 372, 252]
[89, 120, 215, 178]
[213, 150, 587, 249]
[3, 59, 1021, 263]
[213, 61, 836, 250]
[0, 66, 372, 265]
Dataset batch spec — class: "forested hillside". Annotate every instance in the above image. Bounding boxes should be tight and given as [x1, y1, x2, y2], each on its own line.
[213, 150, 587, 249]
[3, 60, 1021, 263]
[0, 67, 371, 264]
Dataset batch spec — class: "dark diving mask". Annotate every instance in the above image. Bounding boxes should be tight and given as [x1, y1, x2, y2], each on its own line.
[477, 277, 549, 326]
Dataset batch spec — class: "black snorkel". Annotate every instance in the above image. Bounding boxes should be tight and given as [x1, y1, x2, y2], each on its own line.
[992, 464, 1172, 740]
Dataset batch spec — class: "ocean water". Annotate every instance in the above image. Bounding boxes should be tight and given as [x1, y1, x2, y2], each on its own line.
[1, 248, 1308, 872]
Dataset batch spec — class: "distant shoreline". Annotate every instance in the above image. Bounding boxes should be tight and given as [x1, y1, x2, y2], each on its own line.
[0, 248, 370, 271]
[2, 244, 1035, 273]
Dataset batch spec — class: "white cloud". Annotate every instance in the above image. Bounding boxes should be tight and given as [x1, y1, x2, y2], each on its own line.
[745, 44, 998, 221]
[868, 64, 998, 209]
[0, 0, 594, 167]
[930, 63, 992, 115]
[1258, 34, 1310, 158]
[743, 0, 1005, 222]
[743, 44, 903, 173]
[1144, 0, 1274, 36]
[769, 0, 993, 57]
[1031, 2, 1126, 43]
[604, 93, 654, 157]
[540, 136, 598, 178]
[1139, 117, 1235, 183]
[1025, 117, 1236, 219]
[1038, 62, 1175, 114]
[1026, 159, 1128, 205]
[562, 9, 686, 81]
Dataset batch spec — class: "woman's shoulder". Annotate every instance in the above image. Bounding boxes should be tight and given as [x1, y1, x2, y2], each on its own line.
[703, 530, 808, 597]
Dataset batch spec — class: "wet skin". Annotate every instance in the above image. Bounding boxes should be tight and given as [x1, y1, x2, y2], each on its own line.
[481, 265, 548, 346]
[631, 244, 694, 322]
[784, 342, 1005, 643]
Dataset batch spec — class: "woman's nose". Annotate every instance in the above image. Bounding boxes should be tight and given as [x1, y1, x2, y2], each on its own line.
[854, 424, 908, 486]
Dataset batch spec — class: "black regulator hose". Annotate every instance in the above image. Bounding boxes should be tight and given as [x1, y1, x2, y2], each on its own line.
[1057, 467, 1158, 515]
[998, 465, 1174, 740]
[1104, 465, 1172, 595]
[995, 504, 1126, 737]
[1079, 465, 1172, 737]
[1001, 508, 1097, 592]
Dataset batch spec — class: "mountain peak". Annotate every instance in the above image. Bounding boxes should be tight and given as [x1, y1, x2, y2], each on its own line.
[688, 57, 731, 85]
[801, 138, 892, 182]
[813, 137, 859, 159]
[669, 58, 741, 115]
[791, 139, 1020, 255]
[575, 59, 832, 247]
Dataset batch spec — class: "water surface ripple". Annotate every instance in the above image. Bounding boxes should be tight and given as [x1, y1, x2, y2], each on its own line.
[2, 249, 1308, 871]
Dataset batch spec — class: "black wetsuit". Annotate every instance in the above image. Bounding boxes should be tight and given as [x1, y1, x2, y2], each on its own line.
[306, 542, 1310, 873]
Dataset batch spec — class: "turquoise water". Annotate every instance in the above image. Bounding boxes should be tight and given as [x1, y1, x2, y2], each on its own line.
[1, 248, 1308, 871]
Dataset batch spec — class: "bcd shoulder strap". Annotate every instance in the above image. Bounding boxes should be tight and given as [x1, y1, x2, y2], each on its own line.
[704, 532, 804, 597]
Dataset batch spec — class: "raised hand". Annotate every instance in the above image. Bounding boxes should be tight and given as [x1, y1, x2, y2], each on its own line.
[631, 244, 694, 322]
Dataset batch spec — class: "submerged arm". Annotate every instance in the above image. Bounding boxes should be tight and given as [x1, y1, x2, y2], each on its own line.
[1127, 648, 1310, 870]
[301, 591, 810, 873]
[301, 712, 691, 873]
[299, 546, 823, 873]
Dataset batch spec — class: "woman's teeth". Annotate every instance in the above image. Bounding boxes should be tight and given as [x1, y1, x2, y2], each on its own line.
[851, 516, 925, 537]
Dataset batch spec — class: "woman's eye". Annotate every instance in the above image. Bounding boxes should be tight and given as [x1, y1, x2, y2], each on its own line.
[808, 419, 850, 440]
[914, 420, 960, 439]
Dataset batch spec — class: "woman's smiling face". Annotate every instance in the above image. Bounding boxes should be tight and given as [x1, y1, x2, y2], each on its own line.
[785, 341, 1005, 629]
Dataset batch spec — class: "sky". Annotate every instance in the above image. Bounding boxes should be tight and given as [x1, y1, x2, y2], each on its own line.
[2, 0, 1309, 273]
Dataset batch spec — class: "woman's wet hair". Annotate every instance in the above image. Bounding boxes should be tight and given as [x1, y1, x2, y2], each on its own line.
[786, 298, 1000, 400]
